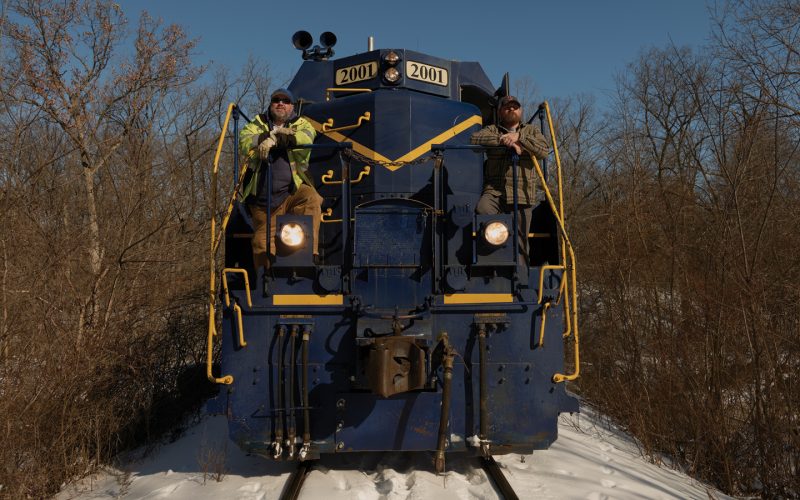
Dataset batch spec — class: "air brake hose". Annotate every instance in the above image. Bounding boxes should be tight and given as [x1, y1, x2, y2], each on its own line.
[288, 325, 298, 458]
[301, 327, 311, 459]
[274, 325, 286, 458]
[435, 333, 455, 473]
[479, 325, 489, 456]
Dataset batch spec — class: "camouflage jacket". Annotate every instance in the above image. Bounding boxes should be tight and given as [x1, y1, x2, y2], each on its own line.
[470, 123, 550, 205]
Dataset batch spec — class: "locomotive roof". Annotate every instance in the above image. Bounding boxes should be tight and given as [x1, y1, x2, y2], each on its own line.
[287, 49, 497, 112]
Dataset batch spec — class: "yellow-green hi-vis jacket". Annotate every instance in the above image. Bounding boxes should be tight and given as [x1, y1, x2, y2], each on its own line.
[238, 113, 317, 201]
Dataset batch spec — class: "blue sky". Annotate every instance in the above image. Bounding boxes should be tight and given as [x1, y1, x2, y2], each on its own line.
[118, 1, 716, 108]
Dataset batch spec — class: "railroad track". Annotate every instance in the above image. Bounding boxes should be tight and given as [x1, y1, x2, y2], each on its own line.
[278, 460, 316, 500]
[277, 455, 519, 500]
[480, 455, 520, 500]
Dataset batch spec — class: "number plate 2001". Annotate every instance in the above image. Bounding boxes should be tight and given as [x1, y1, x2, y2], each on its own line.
[406, 61, 448, 86]
[335, 61, 378, 85]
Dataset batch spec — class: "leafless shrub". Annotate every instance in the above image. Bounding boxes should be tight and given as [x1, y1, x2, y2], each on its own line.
[197, 438, 228, 485]
[568, 1, 800, 496]
[0, 0, 252, 497]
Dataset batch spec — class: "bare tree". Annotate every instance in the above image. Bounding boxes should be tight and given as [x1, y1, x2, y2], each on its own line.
[512, 75, 541, 122]
[6, 0, 200, 344]
[0, 1, 229, 497]
[576, 14, 800, 494]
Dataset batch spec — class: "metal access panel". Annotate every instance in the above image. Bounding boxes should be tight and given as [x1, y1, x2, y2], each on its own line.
[353, 202, 431, 268]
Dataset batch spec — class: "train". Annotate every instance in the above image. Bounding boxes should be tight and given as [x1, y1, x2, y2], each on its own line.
[206, 31, 580, 473]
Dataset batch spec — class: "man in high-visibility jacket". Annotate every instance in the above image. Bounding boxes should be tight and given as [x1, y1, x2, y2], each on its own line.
[239, 88, 322, 268]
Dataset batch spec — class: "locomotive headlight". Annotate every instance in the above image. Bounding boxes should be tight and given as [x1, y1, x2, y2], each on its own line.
[279, 223, 305, 247]
[384, 51, 400, 65]
[483, 222, 509, 246]
[384, 67, 401, 83]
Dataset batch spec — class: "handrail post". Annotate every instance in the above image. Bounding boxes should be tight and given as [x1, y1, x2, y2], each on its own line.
[537, 264, 566, 304]
[222, 267, 253, 307]
[233, 105, 241, 182]
[543, 102, 572, 343]
[233, 303, 247, 348]
[433, 152, 442, 293]
[538, 104, 548, 181]
[530, 153, 580, 383]
[510, 151, 520, 262]
[340, 151, 351, 273]
[265, 156, 272, 273]
[538, 302, 550, 348]
[207, 102, 236, 385]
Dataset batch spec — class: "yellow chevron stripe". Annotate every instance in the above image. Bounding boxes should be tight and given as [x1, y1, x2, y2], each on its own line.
[305, 114, 482, 172]
[305, 117, 392, 163]
[393, 115, 482, 165]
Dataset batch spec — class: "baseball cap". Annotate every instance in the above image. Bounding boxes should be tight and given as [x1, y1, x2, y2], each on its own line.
[271, 88, 295, 103]
[498, 95, 521, 108]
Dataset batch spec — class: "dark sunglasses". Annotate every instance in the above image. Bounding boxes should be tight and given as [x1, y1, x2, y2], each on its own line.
[271, 97, 292, 104]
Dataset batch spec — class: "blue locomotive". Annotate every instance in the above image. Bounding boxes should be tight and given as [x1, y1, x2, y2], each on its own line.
[206, 32, 580, 472]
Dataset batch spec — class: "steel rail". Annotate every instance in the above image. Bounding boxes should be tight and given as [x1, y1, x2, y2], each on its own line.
[279, 460, 316, 500]
[480, 456, 519, 500]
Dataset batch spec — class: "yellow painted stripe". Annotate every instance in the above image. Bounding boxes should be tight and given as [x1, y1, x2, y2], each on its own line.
[305, 117, 393, 163]
[272, 294, 344, 306]
[443, 293, 514, 304]
[305, 114, 482, 172]
[393, 115, 482, 165]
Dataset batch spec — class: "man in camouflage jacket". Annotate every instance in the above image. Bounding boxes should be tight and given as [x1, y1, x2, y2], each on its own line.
[470, 95, 550, 260]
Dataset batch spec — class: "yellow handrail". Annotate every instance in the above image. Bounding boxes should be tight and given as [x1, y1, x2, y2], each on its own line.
[544, 102, 573, 343]
[539, 302, 551, 348]
[530, 147, 580, 383]
[213, 151, 254, 255]
[322, 111, 371, 133]
[222, 268, 253, 308]
[325, 87, 372, 101]
[233, 303, 247, 348]
[320, 170, 337, 184]
[321, 165, 371, 185]
[321, 208, 343, 223]
[559, 273, 572, 339]
[207, 102, 238, 385]
[538, 264, 566, 305]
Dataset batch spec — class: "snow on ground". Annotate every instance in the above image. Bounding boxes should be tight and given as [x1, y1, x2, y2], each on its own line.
[58, 407, 730, 500]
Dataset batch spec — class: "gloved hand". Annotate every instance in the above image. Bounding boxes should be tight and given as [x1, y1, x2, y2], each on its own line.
[258, 136, 277, 160]
[272, 126, 296, 148]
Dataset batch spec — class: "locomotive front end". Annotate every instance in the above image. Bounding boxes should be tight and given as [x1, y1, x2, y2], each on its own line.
[210, 36, 579, 468]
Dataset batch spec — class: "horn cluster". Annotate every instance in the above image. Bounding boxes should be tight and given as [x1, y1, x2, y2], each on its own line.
[292, 31, 337, 61]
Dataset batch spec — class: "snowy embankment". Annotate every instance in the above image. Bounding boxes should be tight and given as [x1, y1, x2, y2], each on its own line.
[58, 406, 729, 499]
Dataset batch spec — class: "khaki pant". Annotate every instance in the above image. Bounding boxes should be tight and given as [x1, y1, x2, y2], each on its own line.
[250, 184, 323, 268]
